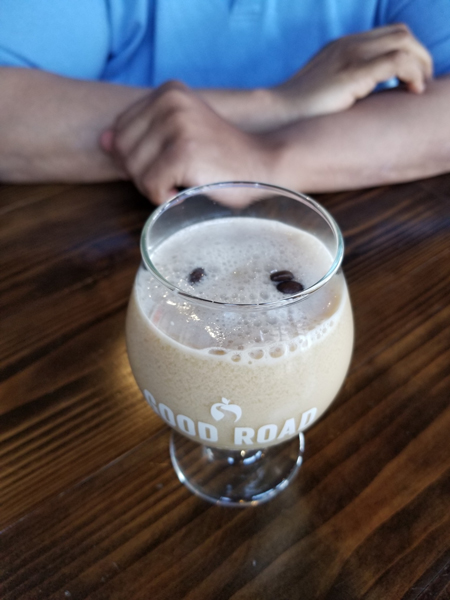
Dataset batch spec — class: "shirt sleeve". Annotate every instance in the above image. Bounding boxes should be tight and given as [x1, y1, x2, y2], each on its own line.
[0, 0, 110, 80]
[376, 0, 450, 76]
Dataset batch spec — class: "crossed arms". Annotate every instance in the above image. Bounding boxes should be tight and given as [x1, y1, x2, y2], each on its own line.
[1, 24, 449, 205]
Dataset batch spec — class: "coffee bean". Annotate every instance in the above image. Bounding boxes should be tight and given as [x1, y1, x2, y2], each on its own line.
[188, 267, 206, 284]
[270, 270, 294, 282]
[276, 280, 304, 294]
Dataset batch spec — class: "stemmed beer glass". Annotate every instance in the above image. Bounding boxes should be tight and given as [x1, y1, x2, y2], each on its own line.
[126, 182, 353, 506]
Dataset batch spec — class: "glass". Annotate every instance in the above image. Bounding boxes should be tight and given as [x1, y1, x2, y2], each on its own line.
[126, 182, 354, 506]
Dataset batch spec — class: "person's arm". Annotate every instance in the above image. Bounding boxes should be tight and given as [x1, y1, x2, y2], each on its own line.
[202, 23, 433, 132]
[0, 67, 276, 184]
[103, 77, 450, 205]
[0, 24, 432, 183]
[268, 76, 450, 193]
[0, 67, 150, 182]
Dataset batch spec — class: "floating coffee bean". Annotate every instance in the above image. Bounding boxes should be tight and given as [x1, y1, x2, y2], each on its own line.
[188, 267, 206, 284]
[270, 270, 294, 282]
[276, 280, 304, 294]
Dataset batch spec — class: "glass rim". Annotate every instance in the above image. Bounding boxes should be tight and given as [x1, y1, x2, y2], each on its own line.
[140, 181, 344, 310]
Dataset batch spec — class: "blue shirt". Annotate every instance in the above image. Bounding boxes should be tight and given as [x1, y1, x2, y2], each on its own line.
[1, 0, 449, 88]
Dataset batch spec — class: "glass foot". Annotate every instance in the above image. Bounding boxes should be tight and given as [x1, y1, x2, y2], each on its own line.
[170, 431, 305, 507]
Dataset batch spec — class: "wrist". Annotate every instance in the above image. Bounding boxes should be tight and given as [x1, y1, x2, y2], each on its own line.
[257, 125, 312, 192]
[255, 129, 293, 187]
[245, 86, 306, 131]
[201, 87, 284, 132]
[245, 87, 283, 131]
[270, 79, 319, 123]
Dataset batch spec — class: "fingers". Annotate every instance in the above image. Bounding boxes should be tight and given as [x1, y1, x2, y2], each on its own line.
[109, 80, 190, 160]
[358, 22, 414, 41]
[351, 49, 426, 97]
[100, 79, 270, 206]
[387, 49, 429, 93]
[103, 81, 191, 195]
[103, 82, 213, 203]
[341, 23, 433, 90]
[138, 153, 191, 205]
[125, 134, 188, 201]
[356, 24, 432, 81]
[117, 115, 167, 179]
[286, 22, 435, 119]
[111, 98, 158, 159]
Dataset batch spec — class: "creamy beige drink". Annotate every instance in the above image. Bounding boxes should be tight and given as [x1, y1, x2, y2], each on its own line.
[126, 217, 353, 449]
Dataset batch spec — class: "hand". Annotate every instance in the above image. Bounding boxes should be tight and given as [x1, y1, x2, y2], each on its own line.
[100, 81, 275, 205]
[272, 23, 433, 121]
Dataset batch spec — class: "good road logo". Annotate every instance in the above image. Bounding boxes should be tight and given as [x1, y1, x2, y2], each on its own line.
[143, 389, 317, 445]
[211, 398, 242, 422]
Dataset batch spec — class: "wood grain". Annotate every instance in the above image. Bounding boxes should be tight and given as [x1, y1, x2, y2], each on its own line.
[0, 177, 449, 600]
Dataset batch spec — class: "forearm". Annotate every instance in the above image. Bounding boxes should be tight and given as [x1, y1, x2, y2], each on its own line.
[0, 67, 282, 184]
[200, 88, 282, 132]
[268, 77, 450, 192]
[0, 68, 148, 183]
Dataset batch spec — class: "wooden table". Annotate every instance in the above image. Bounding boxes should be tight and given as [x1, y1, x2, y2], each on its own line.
[1, 177, 449, 600]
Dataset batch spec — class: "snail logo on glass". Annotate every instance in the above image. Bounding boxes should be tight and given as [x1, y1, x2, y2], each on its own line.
[211, 398, 242, 422]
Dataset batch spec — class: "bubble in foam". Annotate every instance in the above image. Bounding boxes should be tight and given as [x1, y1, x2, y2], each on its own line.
[249, 349, 264, 360]
[270, 345, 285, 358]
